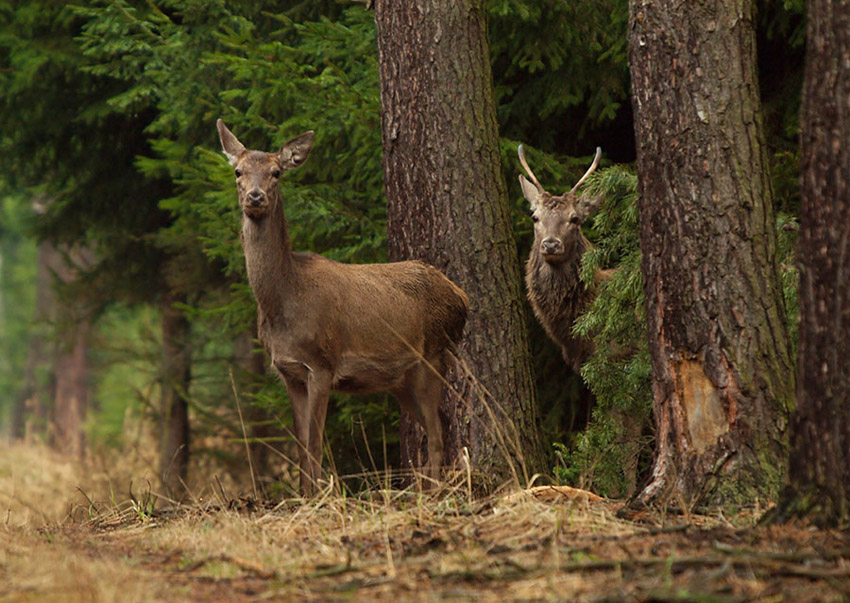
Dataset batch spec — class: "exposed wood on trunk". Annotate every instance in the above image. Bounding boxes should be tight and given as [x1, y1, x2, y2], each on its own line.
[627, 0, 794, 510]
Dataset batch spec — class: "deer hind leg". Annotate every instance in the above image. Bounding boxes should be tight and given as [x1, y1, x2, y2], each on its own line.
[411, 355, 447, 488]
[283, 376, 314, 496]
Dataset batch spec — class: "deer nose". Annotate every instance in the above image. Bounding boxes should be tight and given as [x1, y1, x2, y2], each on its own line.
[542, 238, 561, 254]
[246, 190, 266, 206]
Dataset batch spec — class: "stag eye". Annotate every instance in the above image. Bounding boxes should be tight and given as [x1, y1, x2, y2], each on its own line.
[234, 169, 242, 178]
[569, 216, 580, 225]
[272, 169, 281, 179]
[531, 215, 540, 223]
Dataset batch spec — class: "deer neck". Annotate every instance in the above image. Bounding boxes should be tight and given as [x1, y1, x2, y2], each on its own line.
[241, 196, 298, 321]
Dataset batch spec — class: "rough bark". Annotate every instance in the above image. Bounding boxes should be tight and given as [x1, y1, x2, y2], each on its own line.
[628, 0, 794, 510]
[160, 292, 192, 499]
[771, 0, 850, 528]
[375, 0, 546, 487]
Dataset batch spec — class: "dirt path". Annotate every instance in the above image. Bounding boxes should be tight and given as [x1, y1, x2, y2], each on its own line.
[4, 496, 849, 602]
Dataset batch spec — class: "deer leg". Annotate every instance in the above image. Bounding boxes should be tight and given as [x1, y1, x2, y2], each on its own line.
[305, 370, 332, 494]
[412, 357, 446, 488]
[283, 376, 314, 496]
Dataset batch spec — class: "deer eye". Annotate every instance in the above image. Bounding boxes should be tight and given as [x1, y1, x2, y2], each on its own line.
[569, 215, 580, 224]
[234, 169, 242, 178]
[272, 169, 281, 179]
[531, 215, 540, 223]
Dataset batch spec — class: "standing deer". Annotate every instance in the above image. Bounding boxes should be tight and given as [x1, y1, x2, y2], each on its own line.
[518, 145, 605, 372]
[217, 120, 469, 495]
[518, 146, 640, 496]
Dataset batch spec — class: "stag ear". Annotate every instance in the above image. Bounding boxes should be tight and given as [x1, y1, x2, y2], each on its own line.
[279, 131, 314, 170]
[217, 119, 246, 166]
[576, 192, 605, 223]
[518, 175, 541, 212]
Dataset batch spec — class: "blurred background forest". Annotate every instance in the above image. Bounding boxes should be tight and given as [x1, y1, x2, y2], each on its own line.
[0, 0, 805, 497]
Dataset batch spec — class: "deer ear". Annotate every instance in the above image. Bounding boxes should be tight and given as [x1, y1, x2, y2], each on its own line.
[577, 192, 605, 223]
[279, 131, 314, 169]
[217, 119, 246, 167]
[519, 175, 541, 212]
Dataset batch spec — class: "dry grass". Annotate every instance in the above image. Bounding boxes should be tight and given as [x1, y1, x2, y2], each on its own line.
[2, 440, 849, 602]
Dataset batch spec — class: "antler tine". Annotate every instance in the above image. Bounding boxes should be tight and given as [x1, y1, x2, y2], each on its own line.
[517, 144, 544, 191]
[570, 147, 602, 194]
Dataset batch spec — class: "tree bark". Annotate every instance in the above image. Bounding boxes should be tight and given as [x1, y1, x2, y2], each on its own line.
[160, 292, 192, 499]
[627, 0, 795, 510]
[375, 0, 547, 488]
[771, 0, 850, 528]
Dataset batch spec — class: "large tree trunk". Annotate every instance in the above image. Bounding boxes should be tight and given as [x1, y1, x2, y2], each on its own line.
[627, 0, 795, 510]
[375, 0, 546, 488]
[159, 292, 191, 499]
[771, 0, 850, 528]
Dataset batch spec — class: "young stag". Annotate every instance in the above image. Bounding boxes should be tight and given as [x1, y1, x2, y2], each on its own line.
[519, 147, 643, 496]
[217, 120, 469, 495]
[518, 145, 605, 371]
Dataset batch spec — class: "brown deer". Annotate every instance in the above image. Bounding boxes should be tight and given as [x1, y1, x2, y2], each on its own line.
[217, 120, 469, 495]
[518, 145, 605, 372]
[519, 146, 640, 497]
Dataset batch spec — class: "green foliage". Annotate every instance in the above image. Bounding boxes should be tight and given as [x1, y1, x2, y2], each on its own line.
[0, 192, 39, 431]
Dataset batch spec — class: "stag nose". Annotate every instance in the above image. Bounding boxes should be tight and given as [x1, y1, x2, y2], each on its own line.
[246, 190, 266, 207]
[542, 238, 561, 255]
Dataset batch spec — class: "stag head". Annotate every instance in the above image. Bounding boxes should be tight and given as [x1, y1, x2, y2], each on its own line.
[217, 119, 314, 220]
[518, 146, 602, 263]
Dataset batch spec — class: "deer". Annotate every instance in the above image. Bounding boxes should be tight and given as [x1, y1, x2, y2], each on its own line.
[518, 146, 641, 497]
[518, 145, 605, 372]
[217, 119, 469, 496]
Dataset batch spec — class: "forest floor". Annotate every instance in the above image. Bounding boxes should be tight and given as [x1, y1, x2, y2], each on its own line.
[1, 441, 849, 602]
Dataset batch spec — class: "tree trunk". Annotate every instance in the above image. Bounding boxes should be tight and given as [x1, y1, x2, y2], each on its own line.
[48, 243, 93, 458]
[234, 325, 278, 487]
[627, 0, 795, 510]
[160, 292, 191, 499]
[771, 0, 850, 528]
[375, 0, 546, 488]
[52, 318, 90, 458]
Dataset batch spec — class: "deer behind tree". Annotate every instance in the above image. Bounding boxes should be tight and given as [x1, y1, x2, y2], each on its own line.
[519, 146, 606, 371]
[217, 120, 469, 495]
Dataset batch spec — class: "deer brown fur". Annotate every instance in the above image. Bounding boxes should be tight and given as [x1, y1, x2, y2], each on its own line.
[519, 146, 606, 371]
[217, 120, 468, 495]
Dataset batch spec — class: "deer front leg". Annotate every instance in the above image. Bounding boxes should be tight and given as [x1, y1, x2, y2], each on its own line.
[305, 369, 332, 494]
[283, 376, 314, 496]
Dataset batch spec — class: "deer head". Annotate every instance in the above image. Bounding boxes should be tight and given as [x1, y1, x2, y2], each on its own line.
[217, 119, 314, 220]
[518, 146, 602, 264]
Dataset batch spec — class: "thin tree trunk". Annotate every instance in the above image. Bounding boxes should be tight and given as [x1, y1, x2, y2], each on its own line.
[627, 0, 794, 510]
[52, 318, 90, 458]
[160, 292, 191, 499]
[234, 325, 277, 486]
[48, 243, 93, 459]
[771, 0, 850, 528]
[375, 0, 546, 488]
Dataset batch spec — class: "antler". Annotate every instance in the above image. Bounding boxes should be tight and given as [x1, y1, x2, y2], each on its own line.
[517, 144, 544, 192]
[569, 147, 602, 194]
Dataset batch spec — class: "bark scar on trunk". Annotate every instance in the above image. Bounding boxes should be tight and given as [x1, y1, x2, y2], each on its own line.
[677, 358, 728, 453]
